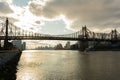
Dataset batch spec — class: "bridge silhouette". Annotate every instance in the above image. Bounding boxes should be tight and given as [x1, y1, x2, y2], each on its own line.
[0, 18, 119, 50]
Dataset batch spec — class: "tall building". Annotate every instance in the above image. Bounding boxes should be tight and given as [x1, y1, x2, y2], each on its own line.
[12, 40, 22, 50]
[64, 41, 70, 49]
[22, 42, 26, 50]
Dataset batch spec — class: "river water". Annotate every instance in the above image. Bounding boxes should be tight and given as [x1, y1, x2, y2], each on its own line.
[16, 50, 120, 80]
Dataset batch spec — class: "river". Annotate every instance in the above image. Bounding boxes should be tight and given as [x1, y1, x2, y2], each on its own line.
[16, 50, 120, 80]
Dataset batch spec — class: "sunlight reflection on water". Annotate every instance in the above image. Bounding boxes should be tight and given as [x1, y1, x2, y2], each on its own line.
[16, 50, 120, 80]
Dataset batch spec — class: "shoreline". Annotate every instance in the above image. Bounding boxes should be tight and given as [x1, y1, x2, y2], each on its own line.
[0, 49, 22, 80]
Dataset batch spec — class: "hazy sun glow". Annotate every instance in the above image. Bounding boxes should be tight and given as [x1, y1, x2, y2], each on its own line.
[2, 0, 74, 34]
[0, 0, 79, 47]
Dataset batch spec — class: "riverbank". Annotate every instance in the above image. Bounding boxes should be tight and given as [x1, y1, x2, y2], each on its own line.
[0, 49, 22, 80]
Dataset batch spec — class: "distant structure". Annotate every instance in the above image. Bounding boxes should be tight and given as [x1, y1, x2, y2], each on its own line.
[54, 43, 63, 50]
[64, 41, 70, 49]
[22, 42, 26, 50]
[70, 43, 79, 50]
[34, 46, 54, 50]
[12, 40, 23, 50]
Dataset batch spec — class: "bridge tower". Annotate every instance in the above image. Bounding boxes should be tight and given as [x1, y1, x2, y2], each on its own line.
[82, 25, 88, 38]
[110, 29, 119, 48]
[4, 18, 9, 50]
[111, 29, 118, 40]
[79, 26, 89, 51]
[114, 29, 117, 40]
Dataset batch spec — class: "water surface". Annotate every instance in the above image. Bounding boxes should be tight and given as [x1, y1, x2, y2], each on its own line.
[16, 50, 120, 80]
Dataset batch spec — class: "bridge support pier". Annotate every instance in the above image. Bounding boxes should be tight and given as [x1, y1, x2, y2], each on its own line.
[78, 40, 88, 51]
[0, 40, 1, 48]
[110, 41, 120, 49]
[78, 26, 89, 51]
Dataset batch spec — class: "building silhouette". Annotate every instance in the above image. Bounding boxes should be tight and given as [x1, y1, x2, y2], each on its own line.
[22, 42, 26, 50]
[64, 41, 70, 49]
[12, 40, 22, 50]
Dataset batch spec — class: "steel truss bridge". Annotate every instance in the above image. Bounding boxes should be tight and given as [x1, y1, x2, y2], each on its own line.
[0, 18, 119, 42]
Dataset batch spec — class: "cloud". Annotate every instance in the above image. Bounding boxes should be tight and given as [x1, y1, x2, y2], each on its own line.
[29, 0, 120, 32]
[29, 1, 43, 16]
[0, 1, 13, 15]
[35, 20, 41, 24]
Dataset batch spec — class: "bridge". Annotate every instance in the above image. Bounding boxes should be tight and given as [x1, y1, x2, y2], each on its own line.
[0, 18, 120, 50]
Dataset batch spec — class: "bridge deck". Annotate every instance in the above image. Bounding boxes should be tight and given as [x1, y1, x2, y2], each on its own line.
[0, 36, 119, 42]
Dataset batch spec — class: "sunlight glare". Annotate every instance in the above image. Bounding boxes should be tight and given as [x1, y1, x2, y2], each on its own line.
[24, 53, 33, 63]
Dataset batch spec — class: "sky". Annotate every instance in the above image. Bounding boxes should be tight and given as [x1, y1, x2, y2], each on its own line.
[0, 0, 120, 47]
[0, 0, 74, 35]
[0, 0, 120, 33]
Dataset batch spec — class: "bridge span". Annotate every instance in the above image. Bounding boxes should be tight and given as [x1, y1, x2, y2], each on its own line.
[0, 18, 120, 50]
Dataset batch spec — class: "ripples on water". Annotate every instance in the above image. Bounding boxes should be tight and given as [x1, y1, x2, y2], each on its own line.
[16, 50, 120, 80]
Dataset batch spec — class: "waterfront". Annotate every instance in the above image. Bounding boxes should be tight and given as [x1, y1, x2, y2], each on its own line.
[16, 50, 120, 80]
[0, 50, 21, 80]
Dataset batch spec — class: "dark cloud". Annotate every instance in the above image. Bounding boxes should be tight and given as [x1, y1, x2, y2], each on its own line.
[35, 20, 41, 24]
[29, 2, 42, 16]
[0, 1, 13, 14]
[29, 0, 120, 31]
